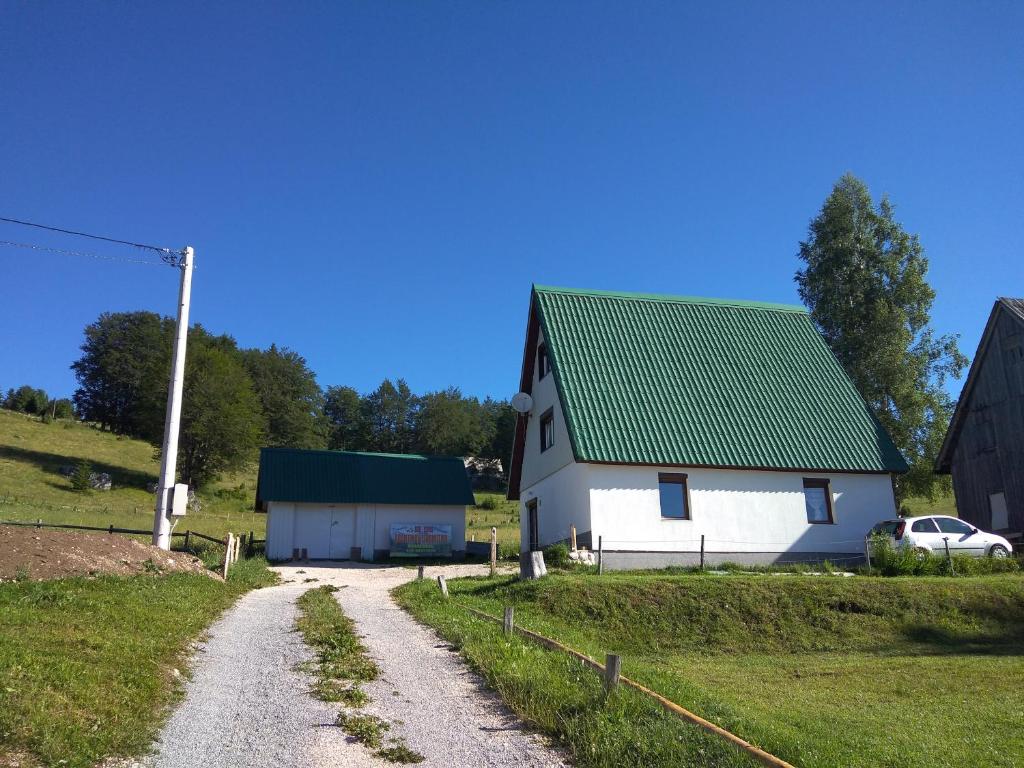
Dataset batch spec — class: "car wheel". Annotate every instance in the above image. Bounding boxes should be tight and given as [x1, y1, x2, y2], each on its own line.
[989, 544, 1009, 558]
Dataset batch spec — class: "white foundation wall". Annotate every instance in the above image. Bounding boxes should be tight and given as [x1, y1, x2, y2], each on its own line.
[519, 462, 593, 549]
[265, 501, 466, 561]
[588, 465, 896, 555]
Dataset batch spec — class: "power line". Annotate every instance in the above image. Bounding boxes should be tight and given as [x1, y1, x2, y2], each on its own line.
[0, 239, 172, 266]
[0, 215, 180, 256]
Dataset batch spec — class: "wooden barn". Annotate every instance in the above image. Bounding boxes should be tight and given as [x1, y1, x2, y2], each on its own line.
[936, 297, 1024, 542]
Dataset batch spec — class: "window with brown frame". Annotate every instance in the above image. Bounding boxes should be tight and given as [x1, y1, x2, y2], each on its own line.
[658, 473, 691, 519]
[537, 343, 551, 380]
[803, 478, 834, 524]
[539, 408, 555, 452]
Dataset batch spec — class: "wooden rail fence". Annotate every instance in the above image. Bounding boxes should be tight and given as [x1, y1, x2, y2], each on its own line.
[462, 605, 796, 768]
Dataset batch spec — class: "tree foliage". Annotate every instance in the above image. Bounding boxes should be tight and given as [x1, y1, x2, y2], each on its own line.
[240, 344, 327, 449]
[795, 174, 967, 502]
[3, 385, 50, 415]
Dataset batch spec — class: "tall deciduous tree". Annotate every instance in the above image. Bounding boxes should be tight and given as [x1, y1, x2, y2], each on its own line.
[795, 174, 967, 502]
[364, 379, 417, 453]
[324, 385, 370, 450]
[240, 344, 327, 449]
[414, 387, 495, 457]
[176, 344, 264, 486]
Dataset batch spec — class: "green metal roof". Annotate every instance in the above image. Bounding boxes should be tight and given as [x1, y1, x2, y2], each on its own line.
[534, 285, 908, 473]
[255, 448, 475, 509]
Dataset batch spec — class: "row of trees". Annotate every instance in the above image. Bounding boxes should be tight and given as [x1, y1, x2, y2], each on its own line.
[69, 311, 515, 488]
[2, 385, 74, 420]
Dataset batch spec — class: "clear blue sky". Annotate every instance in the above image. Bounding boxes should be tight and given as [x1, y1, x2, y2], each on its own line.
[1, 2, 1020, 402]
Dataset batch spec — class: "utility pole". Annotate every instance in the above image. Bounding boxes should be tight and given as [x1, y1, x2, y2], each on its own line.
[153, 246, 194, 550]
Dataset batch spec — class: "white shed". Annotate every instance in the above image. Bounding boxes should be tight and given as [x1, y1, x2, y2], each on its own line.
[256, 448, 473, 561]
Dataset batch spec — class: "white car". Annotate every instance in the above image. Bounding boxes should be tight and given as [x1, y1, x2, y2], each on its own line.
[870, 515, 1013, 558]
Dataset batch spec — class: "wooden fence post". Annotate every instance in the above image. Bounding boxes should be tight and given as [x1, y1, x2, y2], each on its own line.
[108, 524, 114, 534]
[503, 606, 514, 635]
[234, 534, 241, 562]
[222, 533, 233, 579]
[184, 530, 191, 552]
[417, 565, 425, 580]
[604, 654, 621, 692]
[864, 536, 872, 572]
[437, 575, 449, 598]
[943, 537, 954, 574]
[490, 526, 497, 577]
[570, 524, 577, 552]
[699, 534, 705, 570]
[598, 535, 604, 575]
[248, 530, 255, 557]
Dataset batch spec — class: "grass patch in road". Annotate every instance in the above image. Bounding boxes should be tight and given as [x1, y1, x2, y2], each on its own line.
[296, 586, 425, 764]
[0, 562, 276, 768]
[394, 572, 1024, 768]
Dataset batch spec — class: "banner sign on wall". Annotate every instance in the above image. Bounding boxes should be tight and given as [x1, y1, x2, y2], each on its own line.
[390, 523, 453, 557]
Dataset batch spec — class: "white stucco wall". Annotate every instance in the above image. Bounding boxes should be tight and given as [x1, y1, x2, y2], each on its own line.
[588, 464, 896, 554]
[519, 462, 593, 550]
[520, 329, 575, 490]
[265, 500, 466, 561]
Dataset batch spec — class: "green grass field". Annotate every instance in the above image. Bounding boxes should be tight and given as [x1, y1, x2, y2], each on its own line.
[467, 493, 520, 551]
[0, 560, 276, 767]
[0, 409, 265, 539]
[395, 571, 1024, 768]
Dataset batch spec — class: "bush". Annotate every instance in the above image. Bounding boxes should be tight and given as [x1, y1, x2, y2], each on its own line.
[70, 460, 92, 493]
[868, 535, 1020, 576]
[543, 542, 571, 569]
[475, 494, 499, 510]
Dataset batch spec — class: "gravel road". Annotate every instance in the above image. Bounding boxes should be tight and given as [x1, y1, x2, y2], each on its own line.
[147, 562, 566, 768]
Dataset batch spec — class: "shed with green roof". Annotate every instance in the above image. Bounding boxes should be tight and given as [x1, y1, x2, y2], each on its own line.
[258, 448, 473, 561]
[509, 285, 905, 570]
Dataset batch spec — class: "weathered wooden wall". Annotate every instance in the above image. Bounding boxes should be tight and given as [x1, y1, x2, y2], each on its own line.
[950, 307, 1024, 533]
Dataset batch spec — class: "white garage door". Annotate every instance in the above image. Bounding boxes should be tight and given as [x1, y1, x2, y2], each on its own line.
[292, 507, 356, 559]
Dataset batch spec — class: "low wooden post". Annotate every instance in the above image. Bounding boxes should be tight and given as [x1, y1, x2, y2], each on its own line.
[699, 534, 705, 570]
[864, 536, 872, 572]
[604, 654, 621, 692]
[184, 530, 192, 552]
[417, 565, 425, 580]
[570, 524, 577, 552]
[943, 537, 954, 574]
[234, 534, 241, 562]
[247, 530, 255, 557]
[222, 533, 234, 579]
[489, 526, 497, 577]
[503, 606, 514, 635]
[437, 575, 449, 598]
[598, 535, 604, 575]
[108, 524, 114, 534]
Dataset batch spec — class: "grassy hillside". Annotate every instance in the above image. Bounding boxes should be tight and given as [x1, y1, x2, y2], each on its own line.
[0, 409, 264, 539]
[396, 572, 1024, 768]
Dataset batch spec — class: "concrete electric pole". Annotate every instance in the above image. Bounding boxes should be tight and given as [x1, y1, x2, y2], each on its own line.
[153, 246, 194, 550]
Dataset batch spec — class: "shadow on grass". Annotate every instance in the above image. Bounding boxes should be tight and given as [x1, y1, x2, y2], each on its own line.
[0, 445, 156, 491]
[898, 622, 1024, 656]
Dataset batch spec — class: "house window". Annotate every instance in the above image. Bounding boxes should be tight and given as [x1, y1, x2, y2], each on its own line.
[540, 408, 555, 452]
[658, 473, 690, 519]
[803, 478, 834, 524]
[538, 343, 551, 380]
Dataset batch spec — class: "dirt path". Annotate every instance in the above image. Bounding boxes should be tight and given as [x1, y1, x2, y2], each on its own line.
[147, 562, 565, 768]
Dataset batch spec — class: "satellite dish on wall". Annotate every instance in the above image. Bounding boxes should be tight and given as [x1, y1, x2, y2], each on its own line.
[511, 392, 533, 414]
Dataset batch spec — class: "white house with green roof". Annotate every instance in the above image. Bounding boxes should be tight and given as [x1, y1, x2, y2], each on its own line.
[508, 286, 908, 569]
[257, 448, 474, 561]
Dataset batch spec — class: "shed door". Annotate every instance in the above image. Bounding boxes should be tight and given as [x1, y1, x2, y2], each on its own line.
[329, 508, 355, 559]
[293, 510, 331, 559]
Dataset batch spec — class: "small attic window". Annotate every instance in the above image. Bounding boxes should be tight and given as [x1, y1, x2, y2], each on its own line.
[538, 343, 551, 380]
